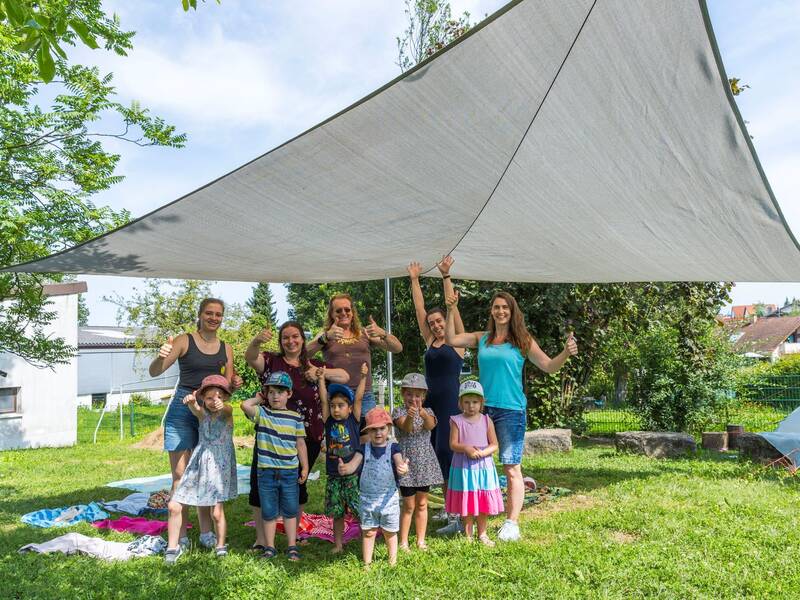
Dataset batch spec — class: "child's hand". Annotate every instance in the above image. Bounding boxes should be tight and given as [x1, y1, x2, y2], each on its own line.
[467, 447, 481, 460]
[337, 458, 349, 476]
[407, 403, 418, 419]
[360, 362, 368, 376]
[256, 391, 266, 404]
[397, 458, 410, 476]
[298, 466, 308, 484]
[208, 397, 224, 412]
[182, 393, 197, 406]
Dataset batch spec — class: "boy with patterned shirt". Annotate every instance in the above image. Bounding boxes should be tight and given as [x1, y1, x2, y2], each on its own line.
[319, 362, 367, 554]
[241, 371, 308, 561]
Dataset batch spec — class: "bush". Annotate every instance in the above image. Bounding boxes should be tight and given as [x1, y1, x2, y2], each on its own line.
[627, 323, 740, 433]
[527, 371, 587, 434]
[129, 392, 152, 406]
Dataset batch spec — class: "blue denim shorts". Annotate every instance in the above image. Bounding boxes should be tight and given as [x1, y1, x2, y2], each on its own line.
[360, 498, 400, 532]
[163, 386, 198, 451]
[257, 467, 299, 521]
[486, 406, 526, 465]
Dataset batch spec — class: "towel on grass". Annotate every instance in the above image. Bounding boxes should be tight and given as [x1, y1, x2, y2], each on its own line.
[19, 533, 165, 561]
[21, 503, 109, 528]
[99, 492, 168, 516]
[245, 513, 361, 544]
[91, 516, 180, 536]
[106, 464, 251, 494]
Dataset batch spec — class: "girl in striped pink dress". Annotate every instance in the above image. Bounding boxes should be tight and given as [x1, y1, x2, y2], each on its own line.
[445, 380, 504, 546]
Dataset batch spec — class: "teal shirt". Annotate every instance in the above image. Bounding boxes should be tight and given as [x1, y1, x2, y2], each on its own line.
[477, 334, 527, 411]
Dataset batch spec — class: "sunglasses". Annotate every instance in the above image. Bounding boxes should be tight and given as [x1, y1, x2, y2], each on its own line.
[334, 307, 352, 315]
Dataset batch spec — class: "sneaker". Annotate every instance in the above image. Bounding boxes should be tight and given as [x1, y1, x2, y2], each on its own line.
[436, 516, 464, 536]
[199, 531, 217, 549]
[215, 545, 228, 558]
[178, 536, 191, 552]
[497, 519, 520, 542]
[164, 546, 183, 565]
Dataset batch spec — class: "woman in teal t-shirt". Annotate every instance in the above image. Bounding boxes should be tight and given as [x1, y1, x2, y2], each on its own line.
[445, 289, 577, 542]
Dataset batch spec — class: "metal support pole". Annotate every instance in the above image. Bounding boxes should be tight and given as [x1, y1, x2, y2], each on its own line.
[384, 277, 394, 413]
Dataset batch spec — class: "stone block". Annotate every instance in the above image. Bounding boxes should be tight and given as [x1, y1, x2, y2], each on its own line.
[615, 431, 696, 459]
[737, 433, 783, 463]
[523, 429, 572, 455]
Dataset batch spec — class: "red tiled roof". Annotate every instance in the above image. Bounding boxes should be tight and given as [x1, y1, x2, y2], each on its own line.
[733, 316, 800, 354]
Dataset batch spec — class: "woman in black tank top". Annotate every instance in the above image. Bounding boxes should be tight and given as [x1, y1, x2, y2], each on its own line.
[149, 297, 239, 547]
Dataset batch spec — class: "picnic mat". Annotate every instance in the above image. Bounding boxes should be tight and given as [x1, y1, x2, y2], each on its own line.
[246, 513, 361, 544]
[106, 464, 251, 494]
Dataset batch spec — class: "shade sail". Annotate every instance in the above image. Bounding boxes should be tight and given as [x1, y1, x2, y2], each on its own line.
[7, 0, 800, 283]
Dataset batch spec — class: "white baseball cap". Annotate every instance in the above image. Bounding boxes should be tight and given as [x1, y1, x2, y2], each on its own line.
[458, 379, 484, 398]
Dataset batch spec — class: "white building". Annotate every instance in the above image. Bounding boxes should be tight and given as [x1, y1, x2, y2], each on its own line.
[78, 327, 178, 409]
[0, 282, 85, 450]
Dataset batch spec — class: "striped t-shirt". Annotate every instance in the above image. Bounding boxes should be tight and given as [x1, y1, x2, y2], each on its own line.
[251, 406, 305, 469]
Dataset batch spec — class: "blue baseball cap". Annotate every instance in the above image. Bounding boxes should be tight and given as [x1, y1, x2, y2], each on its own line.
[327, 383, 354, 404]
[264, 371, 292, 390]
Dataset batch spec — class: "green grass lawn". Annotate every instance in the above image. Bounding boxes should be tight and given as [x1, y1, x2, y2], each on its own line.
[3, 436, 800, 599]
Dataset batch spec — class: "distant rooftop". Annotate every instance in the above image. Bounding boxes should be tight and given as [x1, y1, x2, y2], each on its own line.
[78, 326, 157, 348]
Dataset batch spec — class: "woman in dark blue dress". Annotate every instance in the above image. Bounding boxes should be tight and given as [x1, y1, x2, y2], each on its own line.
[408, 256, 465, 534]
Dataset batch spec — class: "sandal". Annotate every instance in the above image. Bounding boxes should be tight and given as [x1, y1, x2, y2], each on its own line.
[479, 534, 496, 547]
[260, 546, 277, 559]
[215, 545, 228, 558]
[287, 545, 301, 562]
[250, 544, 266, 553]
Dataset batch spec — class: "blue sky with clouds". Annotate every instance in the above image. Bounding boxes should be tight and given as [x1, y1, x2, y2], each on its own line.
[74, 0, 800, 325]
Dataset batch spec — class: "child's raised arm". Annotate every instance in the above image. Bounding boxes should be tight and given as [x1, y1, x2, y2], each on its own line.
[182, 393, 204, 420]
[240, 393, 263, 420]
[353, 362, 368, 422]
[420, 404, 437, 432]
[394, 452, 409, 477]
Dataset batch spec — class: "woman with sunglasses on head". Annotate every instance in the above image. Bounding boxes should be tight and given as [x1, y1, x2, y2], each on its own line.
[407, 256, 466, 535]
[149, 297, 242, 551]
[245, 320, 350, 552]
[444, 286, 578, 543]
[307, 293, 402, 419]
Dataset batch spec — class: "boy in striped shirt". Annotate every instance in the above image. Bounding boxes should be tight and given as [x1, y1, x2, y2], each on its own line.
[241, 371, 308, 561]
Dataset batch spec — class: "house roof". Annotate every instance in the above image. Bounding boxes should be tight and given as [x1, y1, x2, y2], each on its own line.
[78, 326, 156, 349]
[42, 281, 87, 297]
[732, 316, 800, 354]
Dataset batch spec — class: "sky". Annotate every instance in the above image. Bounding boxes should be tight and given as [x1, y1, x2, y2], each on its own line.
[70, 0, 800, 325]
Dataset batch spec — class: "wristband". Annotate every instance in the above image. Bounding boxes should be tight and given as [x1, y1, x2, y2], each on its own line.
[442, 274, 451, 279]
[319, 333, 328, 347]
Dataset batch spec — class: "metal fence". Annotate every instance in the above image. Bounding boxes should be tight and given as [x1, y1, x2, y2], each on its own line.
[582, 375, 800, 436]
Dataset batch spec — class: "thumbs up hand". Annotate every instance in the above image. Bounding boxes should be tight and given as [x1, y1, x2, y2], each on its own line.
[397, 457, 410, 476]
[337, 457, 349, 476]
[158, 335, 174, 359]
[252, 328, 273, 346]
[564, 332, 578, 357]
[365, 316, 386, 340]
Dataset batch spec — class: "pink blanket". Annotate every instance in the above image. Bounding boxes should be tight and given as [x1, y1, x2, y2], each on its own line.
[92, 516, 189, 536]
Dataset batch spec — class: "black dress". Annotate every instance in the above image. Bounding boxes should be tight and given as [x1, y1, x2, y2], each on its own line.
[423, 343, 463, 481]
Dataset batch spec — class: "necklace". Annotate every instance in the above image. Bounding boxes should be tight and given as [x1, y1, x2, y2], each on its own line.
[198, 331, 215, 344]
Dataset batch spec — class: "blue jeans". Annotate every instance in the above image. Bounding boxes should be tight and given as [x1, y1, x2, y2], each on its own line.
[163, 386, 198, 451]
[257, 467, 299, 521]
[486, 406, 526, 465]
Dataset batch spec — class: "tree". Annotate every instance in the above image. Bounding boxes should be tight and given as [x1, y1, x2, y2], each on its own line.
[0, 0, 185, 366]
[396, 0, 471, 72]
[77, 294, 89, 326]
[246, 282, 277, 329]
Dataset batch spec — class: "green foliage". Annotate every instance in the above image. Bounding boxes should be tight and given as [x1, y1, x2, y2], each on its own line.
[0, 0, 185, 367]
[246, 282, 277, 329]
[128, 392, 151, 406]
[625, 323, 741, 433]
[77, 293, 89, 326]
[396, 0, 471, 72]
